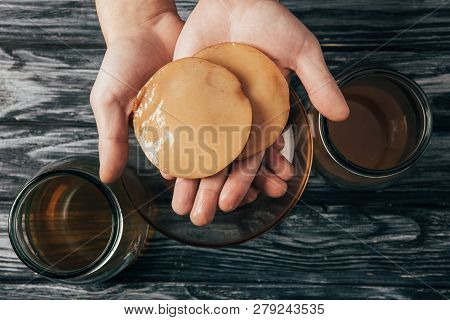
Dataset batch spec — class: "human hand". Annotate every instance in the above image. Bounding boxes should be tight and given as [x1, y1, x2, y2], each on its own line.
[166, 0, 349, 226]
[90, 0, 183, 183]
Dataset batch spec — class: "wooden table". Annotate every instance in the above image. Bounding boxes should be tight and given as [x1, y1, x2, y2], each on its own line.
[1, 0, 449, 299]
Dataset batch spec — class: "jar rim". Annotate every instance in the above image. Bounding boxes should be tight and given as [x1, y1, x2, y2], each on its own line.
[318, 67, 433, 179]
[8, 169, 123, 279]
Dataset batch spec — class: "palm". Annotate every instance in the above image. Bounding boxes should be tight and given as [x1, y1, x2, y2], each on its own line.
[174, 0, 310, 76]
[90, 13, 183, 183]
[94, 38, 167, 113]
[167, 0, 348, 226]
[168, 0, 314, 226]
[175, 0, 348, 121]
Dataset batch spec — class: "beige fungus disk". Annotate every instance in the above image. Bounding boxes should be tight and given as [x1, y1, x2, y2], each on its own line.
[195, 43, 290, 159]
[133, 57, 252, 179]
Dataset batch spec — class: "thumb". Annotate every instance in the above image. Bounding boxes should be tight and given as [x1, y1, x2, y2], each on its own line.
[294, 34, 349, 121]
[90, 88, 130, 184]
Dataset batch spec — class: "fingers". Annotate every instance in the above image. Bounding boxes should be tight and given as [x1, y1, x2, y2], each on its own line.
[190, 169, 227, 226]
[266, 147, 294, 181]
[294, 33, 349, 121]
[171, 139, 293, 226]
[239, 186, 260, 207]
[219, 152, 265, 212]
[98, 138, 128, 183]
[248, 136, 293, 199]
[90, 88, 130, 184]
[172, 178, 199, 215]
[253, 166, 288, 198]
[171, 142, 292, 226]
[217, 137, 292, 213]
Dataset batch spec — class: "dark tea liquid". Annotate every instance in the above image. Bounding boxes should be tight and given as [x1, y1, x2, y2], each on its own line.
[25, 174, 113, 272]
[327, 75, 420, 170]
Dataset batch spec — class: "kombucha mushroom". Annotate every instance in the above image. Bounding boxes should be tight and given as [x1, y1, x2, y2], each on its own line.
[133, 57, 252, 179]
[195, 42, 290, 159]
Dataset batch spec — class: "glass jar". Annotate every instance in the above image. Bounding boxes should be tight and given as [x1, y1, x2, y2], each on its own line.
[9, 156, 152, 284]
[307, 68, 432, 190]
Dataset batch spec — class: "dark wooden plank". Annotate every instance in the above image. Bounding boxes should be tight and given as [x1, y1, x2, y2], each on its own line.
[287, 0, 450, 50]
[1, 124, 449, 205]
[1, 282, 449, 300]
[0, 124, 99, 198]
[2, 199, 450, 292]
[0, 48, 98, 125]
[0, 0, 197, 48]
[0, 47, 449, 128]
[0, 0, 449, 50]
[1, 0, 450, 300]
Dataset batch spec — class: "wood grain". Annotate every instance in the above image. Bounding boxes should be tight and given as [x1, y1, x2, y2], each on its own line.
[1, 47, 449, 126]
[0, 0, 450, 300]
[0, 1, 449, 49]
[1, 283, 449, 300]
[0, 124, 449, 206]
[1, 199, 450, 296]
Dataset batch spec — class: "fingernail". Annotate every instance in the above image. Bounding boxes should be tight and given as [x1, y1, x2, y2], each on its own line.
[191, 196, 216, 226]
[192, 194, 207, 217]
[219, 192, 237, 212]
[191, 201, 201, 218]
